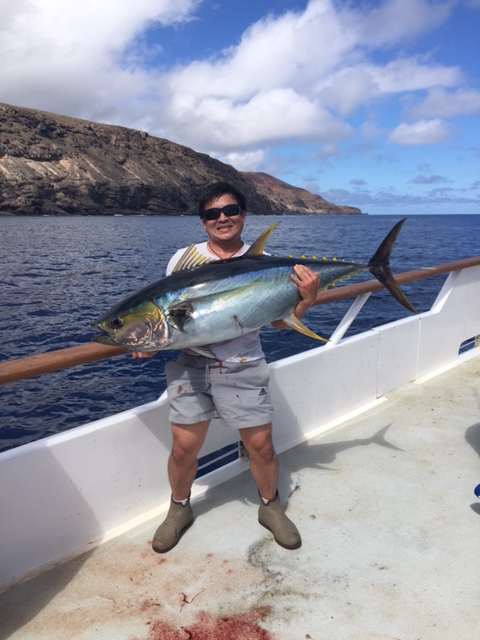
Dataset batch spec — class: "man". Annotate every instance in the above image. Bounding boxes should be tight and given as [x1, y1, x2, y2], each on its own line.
[134, 181, 320, 552]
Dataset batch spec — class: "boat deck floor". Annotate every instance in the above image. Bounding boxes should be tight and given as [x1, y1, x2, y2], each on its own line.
[1, 354, 480, 640]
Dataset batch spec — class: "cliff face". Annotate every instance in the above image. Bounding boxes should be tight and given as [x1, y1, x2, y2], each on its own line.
[0, 103, 362, 216]
[243, 172, 361, 215]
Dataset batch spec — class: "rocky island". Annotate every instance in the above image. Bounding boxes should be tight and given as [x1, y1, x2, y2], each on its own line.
[0, 103, 362, 217]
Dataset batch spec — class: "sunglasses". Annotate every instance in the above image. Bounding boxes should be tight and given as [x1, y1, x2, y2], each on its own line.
[202, 204, 242, 221]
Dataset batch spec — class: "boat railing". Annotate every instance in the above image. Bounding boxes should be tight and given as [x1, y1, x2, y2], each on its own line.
[1, 255, 480, 592]
[1, 256, 480, 386]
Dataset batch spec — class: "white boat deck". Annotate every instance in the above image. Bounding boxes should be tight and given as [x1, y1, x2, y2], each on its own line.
[1, 352, 479, 640]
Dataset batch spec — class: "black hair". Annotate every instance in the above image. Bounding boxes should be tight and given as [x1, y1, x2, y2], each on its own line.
[198, 181, 247, 217]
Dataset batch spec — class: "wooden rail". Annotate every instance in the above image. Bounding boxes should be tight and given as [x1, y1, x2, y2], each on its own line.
[1, 256, 479, 385]
[312, 256, 480, 305]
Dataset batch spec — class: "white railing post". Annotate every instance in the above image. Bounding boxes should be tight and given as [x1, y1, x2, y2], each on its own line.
[325, 292, 372, 347]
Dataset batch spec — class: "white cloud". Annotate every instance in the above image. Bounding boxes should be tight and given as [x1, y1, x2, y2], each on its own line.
[318, 58, 461, 115]
[349, 0, 454, 47]
[411, 87, 480, 118]
[312, 144, 340, 160]
[213, 150, 266, 172]
[322, 184, 480, 209]
[370, 58, 461, 93]
[0, 0, 200, 115]
[410, 174, 452, 184]
[166, 88, 352, 151]
[388, 119, 453, 144]
[0, 0, 471, 162]
[155, 0, 462, 150]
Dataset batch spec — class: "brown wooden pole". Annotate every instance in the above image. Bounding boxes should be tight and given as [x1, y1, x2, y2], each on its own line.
[313, 257, 480, 306]
[0, 343, 128, 385]
[1, 257, 479, 385]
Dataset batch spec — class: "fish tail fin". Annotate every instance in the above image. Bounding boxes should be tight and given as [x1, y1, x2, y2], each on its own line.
[368, 218, 418, 314]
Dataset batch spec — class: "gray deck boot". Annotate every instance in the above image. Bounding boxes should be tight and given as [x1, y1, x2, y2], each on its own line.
[152, 496, 194, 553]
[258, 491, 302, 550]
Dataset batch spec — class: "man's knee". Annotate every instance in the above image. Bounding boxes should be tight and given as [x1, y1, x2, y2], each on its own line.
[252, 439, 275, 462]
[171, 421, 209, 463]
[171, 441, 197, 465]
[241, 425, 275, 462]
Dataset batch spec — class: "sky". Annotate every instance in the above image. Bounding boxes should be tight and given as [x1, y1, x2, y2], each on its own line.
[1, 0, 479, 215]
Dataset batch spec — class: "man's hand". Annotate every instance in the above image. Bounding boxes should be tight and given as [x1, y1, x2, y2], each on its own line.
[271, 265, 320, 330]
[290, 264, 320, 314]
[131, 351, 158, 359]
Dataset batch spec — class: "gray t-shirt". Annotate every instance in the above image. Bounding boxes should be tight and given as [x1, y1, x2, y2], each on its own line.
[166, 242, 265, 363]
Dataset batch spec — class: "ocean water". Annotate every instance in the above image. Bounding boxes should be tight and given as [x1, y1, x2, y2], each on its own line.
[1, 213, 479, 452]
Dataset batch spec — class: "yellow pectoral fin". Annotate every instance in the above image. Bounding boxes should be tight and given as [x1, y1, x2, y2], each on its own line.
[282, 314, 328, 342]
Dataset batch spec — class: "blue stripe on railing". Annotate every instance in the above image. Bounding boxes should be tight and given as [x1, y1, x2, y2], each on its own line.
[195, 442, 241, 478]
[459, 336, 479, 354]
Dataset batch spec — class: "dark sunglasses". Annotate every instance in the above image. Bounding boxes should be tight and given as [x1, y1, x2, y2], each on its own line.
[202, 204, 242, 221]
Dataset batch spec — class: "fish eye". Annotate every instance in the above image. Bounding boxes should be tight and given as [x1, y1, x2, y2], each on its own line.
[109, 317, 124, 330]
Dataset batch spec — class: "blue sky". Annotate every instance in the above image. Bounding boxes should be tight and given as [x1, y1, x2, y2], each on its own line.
[1, 0, 479, 214]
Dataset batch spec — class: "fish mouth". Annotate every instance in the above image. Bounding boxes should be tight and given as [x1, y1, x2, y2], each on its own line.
[91, 319, 127, 348]
[91, 332, 121, 347]
[92, 320, 154, 350]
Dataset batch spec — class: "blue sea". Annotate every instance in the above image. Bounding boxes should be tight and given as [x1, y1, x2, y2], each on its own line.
[1, 213, 479, 453]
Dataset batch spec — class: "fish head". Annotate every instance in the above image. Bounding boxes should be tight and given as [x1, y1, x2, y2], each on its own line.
[92, 301, 171, 351]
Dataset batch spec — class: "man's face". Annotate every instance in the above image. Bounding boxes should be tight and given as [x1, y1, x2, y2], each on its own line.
[201, 193, 246, 244]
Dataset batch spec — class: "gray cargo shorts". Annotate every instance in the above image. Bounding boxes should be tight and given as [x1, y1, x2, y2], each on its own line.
[165, 352, 274, 429]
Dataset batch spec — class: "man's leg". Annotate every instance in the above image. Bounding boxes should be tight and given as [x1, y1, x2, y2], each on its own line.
[169, 421, 211, 500]
[240, 424, 302, 550]
[152, 420, 210, 553]
[239, 423, 278, 500]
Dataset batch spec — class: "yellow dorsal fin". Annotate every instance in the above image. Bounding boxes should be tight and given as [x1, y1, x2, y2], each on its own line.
[282, 313, 328, 342]
[245, 223, 280, 257]
[172, 244, 214, 273]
